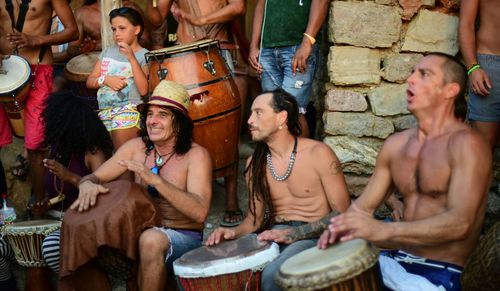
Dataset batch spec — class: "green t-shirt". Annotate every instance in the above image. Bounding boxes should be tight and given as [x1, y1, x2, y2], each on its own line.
[261, 0, 313, 48]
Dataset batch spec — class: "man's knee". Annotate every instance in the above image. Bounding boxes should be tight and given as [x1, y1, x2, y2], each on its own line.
[139, 230, 169, 260]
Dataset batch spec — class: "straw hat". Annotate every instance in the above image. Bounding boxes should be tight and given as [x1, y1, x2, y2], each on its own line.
[138, 80, 190, 115]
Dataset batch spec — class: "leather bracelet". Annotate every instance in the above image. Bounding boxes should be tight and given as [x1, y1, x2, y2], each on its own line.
[79, 174, 100, 185]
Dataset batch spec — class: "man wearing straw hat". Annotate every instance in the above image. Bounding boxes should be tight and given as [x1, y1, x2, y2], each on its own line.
[72, 80, 213, 290]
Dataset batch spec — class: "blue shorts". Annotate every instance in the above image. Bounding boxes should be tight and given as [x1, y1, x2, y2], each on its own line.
[380, 250, 462, 291]
[467, 53, 500, 122]
[153, 227, 202, 271]
[260, 44, 319, 113]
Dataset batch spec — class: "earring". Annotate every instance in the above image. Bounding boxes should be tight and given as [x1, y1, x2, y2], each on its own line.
[279, 125, 283, 130]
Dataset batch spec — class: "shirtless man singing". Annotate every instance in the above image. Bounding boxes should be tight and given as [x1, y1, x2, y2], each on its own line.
[207, 89, 350, 291]
[319, 53, 492, 291]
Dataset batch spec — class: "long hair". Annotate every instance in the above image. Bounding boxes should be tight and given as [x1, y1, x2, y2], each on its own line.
[245, 89, 301, 229]
[43, 91, 113, 165]
[139, 105, 193, 156]
[109, 6, 145, 40]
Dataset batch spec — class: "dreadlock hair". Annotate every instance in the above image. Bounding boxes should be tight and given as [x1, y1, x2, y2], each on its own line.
[139, 105, 193, 156]
[43, 91, 113, 165]
[424, 52, 468, 120]
[244, 89, 301, 229]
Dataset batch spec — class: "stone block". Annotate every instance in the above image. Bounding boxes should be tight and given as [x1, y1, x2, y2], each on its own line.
[323, 112, 394, 138]
[324, 136, 383, 175]
[325, 89, 368, 112]
[368, 83, 410, 116]
[329, 1, 401, 48]
[398, 0, 435, 20]
[328, 46, 381, 85]
[383, 53, 423, 83]
[344, 174, 370, 197]
[393, 115, 417, 131]
[401, 9, 459, 55]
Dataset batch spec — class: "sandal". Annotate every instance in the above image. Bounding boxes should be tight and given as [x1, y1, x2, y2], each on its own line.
[11, 154, 29, 181]
[220, 209, 244, 227]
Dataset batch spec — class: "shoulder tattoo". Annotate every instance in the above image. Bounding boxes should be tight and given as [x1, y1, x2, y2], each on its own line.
[329, 160, 343, 175]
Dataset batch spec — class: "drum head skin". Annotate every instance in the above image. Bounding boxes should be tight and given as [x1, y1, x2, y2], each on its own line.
[146, 39, 219, 59]
[0, 55, 31, 95]
[173, 234, 279, 278]
[64, 52, 100, 82]
[277, 239, 379, 290]
[1, 219, 61, 235]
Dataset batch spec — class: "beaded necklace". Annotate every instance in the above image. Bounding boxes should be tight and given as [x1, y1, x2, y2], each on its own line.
[266, 137, 298, 181]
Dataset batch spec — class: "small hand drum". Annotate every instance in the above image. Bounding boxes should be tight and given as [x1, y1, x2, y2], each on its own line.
[64, 52, 100, 110]
[173, 234, 279, 291]
[1, 219, 61, 267]
[276, 239, 382, 291]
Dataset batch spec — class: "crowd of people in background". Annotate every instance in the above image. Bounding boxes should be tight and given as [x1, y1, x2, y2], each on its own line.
[0, 0, 498, 290]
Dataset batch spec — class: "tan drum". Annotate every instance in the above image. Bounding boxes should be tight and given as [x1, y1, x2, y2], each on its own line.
[1, 219, 61, 291]
[0, 55, 31, 137]
[146, 40, 241, 178]
[64, 52, 100, 110]
[277, 239, 382, 291]
[174, 234, 279, 290]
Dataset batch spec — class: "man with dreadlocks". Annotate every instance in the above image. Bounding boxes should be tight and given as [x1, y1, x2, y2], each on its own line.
[206, 89, 350, 291]
[71, 80, 212, 290]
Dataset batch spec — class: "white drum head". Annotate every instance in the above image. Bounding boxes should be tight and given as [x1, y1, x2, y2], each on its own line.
[278, 239, 379, 290]
[2, 219, 61, 235]
[173, 233, 279, 278]
[0, 55, 30, 95]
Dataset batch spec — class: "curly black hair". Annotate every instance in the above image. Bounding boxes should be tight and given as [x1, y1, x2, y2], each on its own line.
[139, 104, 193, 156]
[42, 91, 113, 164]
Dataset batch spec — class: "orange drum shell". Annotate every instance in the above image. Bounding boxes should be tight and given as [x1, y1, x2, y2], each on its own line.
[1, 83, 29, 137]
[148, 44, 241, 177]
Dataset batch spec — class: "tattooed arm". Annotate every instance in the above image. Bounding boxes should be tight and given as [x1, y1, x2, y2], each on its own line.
[257, 210, 341, 244]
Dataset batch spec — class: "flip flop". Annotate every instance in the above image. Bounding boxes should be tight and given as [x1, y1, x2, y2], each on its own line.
[220, 209, 244, 227]
[11, 154, 29, 181]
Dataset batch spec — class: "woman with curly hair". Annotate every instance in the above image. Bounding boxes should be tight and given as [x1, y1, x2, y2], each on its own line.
[39, 91, 113, 273]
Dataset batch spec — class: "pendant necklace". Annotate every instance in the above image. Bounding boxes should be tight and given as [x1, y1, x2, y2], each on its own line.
[267, 137, 298, 181]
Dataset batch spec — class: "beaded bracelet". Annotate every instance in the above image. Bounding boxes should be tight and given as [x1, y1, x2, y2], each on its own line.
[467, 64, 481, 75]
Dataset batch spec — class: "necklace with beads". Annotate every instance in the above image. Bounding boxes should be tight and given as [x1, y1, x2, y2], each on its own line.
[266, 137, 298, 181]
[154, 147, 175, 169]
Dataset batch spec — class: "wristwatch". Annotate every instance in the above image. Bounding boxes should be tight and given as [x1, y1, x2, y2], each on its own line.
[97, 75, 106, 87]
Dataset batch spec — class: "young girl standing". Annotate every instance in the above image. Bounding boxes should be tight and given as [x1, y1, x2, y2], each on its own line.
[87, 7, 149, 149]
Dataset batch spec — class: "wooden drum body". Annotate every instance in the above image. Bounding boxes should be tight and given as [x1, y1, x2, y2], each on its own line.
[1, 219, 61, 291]
[277, 239, 382, 291]
[64, 52, 100, 110]
[0, 55, 31, 137]
[146, 40, 241, 178]
[174, 234, 279, 291]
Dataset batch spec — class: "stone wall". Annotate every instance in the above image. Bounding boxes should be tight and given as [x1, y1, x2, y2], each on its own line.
[323, 0, 460, 196]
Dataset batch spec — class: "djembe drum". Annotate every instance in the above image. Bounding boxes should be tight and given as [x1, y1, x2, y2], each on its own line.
[0, 55, 31, 137]
[64, 52, 100, 110]
[1, 219, 61, 291]
[276, 239, 382, 291]
[146, 40, 241, 179]
[59, 180, 157, 291]
[461, 221, 500, 291]
[174, 234, 279, 291]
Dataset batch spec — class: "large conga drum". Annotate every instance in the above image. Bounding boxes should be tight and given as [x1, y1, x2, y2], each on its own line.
[64, 52, 100, 110]
[461, 221, 500, 291]
[1, 219, 61, 291]
[146, 40, 241, 178]
[0, 55, 31, 137]
[59, 180, 158, 291]
[174, 234, 279, 290]
[277, 239, 382, 291]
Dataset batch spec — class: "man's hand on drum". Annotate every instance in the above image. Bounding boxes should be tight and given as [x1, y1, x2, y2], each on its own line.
[317, 211, 388, 249]
[248, 46, 262, 74]
[28, 198, 51, 217]
[171, 5, 204, 26]
[0, 54, 9, 68]
[7, 31, 41, 49]
[205, 227, 236, 246]
[104, 75, 128, 91]
[80, 37, 97, 54]
[258, 228, 297, 244]
[118, 160, 159, 187]
[71, 181, 109, 212]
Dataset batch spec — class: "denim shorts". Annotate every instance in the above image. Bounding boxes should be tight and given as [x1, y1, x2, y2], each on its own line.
[260, 44, 319, 113]
[467, 53, 500, 122]
[153, 227, 202, 271]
